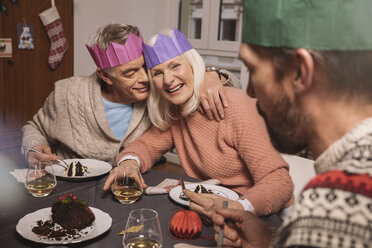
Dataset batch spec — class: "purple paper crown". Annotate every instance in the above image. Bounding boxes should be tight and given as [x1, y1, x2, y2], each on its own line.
[86, 28, 143, 69]
[143, 28, 193, 69]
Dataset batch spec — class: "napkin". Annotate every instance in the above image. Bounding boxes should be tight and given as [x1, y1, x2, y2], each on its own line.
[174, 243, 215, 248]
[10, 169, 28, 183]
[145, 178, 221, 195]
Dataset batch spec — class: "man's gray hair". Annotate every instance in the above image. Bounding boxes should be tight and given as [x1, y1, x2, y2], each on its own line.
[90, 23, 139, 50]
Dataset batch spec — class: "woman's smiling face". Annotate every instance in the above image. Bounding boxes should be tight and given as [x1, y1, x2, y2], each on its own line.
[150, 55, 194, 105]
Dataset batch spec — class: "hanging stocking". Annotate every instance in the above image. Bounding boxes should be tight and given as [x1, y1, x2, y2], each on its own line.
[39, 0, 68, 69]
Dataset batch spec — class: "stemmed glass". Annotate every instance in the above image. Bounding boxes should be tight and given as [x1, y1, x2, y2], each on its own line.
[123, 208, 162, 248]
[25, 160, 57, 197]
[111, 168, 143, 204]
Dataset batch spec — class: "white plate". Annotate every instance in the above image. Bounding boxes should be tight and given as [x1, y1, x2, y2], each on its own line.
[169, 183, 239, 206]
[48, 159, 112, 179]
[16, 207, 112, 245]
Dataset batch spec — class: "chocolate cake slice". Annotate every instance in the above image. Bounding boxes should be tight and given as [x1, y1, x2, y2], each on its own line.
[194, 184, 213, 194]
[51, 194, 95, 231]
[65, 161, 89, 177]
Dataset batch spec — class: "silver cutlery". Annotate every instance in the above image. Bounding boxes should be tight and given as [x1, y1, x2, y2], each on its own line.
[179, 179, 221, 200]
[28, 147, 69, 169]
[217, 201, 228, 248]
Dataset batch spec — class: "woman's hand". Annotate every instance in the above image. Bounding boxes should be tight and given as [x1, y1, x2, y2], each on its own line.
[103, 159, 147, 191]
[184, 189, 243, 224]
[212, 208, 273, 248]
[27, 145, 60, 163]
[199, 71, 229, 121]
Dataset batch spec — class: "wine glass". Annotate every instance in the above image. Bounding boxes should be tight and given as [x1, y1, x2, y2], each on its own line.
[123, 208, 162, 248]
[111, 168, 143, 204]
[25, 160, 57, 197]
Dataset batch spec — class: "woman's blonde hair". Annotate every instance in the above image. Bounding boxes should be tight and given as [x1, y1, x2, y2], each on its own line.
[146, 29, 205, 130]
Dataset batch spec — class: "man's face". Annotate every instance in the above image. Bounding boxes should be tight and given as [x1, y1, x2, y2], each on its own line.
[239, 43, 308, 154]
[105, 55, 149, 104]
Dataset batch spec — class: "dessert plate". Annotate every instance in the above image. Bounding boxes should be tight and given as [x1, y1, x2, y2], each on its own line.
[48, 158, 112, 179]
[16, 207, 112, 244]
[169, 183, 239, 206]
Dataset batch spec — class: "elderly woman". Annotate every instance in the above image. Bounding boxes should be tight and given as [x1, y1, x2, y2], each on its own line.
[104, 28, 294, 217]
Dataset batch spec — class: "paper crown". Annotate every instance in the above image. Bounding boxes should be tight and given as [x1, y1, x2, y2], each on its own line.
[143, 28, 193, 69]
[242, 0, 372, 51]
[86, 28, 143, 69]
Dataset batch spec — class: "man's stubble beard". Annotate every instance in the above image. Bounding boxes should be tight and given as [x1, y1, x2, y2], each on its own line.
[257, 92, 309, 154]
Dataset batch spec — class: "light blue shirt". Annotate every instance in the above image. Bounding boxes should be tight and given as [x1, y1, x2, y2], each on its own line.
[102, 97, 133, 140]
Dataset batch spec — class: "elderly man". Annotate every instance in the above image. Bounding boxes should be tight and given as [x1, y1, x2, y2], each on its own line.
[185, 0, 372, 247]
[22, 23, 239, 165]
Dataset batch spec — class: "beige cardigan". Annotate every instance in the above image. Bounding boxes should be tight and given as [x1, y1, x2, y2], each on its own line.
[21, 74, 151, 165]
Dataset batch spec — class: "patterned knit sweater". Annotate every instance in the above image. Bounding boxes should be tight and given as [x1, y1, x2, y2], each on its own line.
[276, 117, 372, 247]
[120, 87, 294, 216]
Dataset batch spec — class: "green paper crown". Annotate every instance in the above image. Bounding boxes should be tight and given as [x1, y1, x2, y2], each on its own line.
[242, 0, 372, 51]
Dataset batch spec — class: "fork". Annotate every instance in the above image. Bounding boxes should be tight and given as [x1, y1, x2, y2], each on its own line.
[28, 147, 69, 169]
[54, 159, 69, 169]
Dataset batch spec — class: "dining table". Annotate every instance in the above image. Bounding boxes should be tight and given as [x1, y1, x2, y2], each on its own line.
[0, 162, 283, 248]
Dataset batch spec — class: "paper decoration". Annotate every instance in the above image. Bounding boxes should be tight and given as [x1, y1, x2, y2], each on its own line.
[0, 0, 8, 15]
[119, 225, 144, 235]
[17, 23, 34, 50]
[143, 28, 193, 69]
[170, 209, 202, 239]
[0, 38, 12, 58]
[86, 28, 143, 69]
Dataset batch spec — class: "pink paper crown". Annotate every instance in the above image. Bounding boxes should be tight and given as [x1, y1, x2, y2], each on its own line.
[143, 28, 193, 69]
[86, 28, 143, 69]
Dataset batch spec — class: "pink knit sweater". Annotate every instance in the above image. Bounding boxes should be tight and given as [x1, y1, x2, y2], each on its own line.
[120, 87, 294, 215]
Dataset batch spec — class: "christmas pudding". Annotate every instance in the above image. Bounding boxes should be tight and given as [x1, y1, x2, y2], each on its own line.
[32, 194, 95, 240]
[51, 193, 95, 231]
[65, 161, 89, 177]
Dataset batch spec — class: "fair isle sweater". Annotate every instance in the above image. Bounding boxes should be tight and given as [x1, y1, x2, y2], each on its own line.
[276, 117, 372, 247]
[120, 87, 294, 216]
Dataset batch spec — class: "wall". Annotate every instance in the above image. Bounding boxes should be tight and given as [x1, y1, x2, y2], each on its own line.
[74, 0, 178, 76]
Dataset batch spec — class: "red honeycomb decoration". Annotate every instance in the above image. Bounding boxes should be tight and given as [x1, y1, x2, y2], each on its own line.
[170, 209, 202, 239]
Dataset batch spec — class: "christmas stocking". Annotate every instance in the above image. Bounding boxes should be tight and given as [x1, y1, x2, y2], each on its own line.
[39, 3, 68, 69]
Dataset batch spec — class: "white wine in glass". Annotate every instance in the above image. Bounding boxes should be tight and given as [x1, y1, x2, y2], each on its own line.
[123, 209, 162, 248]
[25, 160, 57, 197]
[112, 170, 143, 204]
[125, 237, 161, 248]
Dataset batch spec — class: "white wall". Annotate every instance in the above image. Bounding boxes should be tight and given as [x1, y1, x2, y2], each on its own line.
[74, 0, 178, 76]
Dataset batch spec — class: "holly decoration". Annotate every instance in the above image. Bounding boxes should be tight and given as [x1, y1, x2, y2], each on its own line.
[58, 193, 87, 205]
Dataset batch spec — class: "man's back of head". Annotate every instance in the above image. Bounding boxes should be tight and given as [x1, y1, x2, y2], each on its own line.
[242, 0, 372, 104]
[240, 0, 372, 157]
